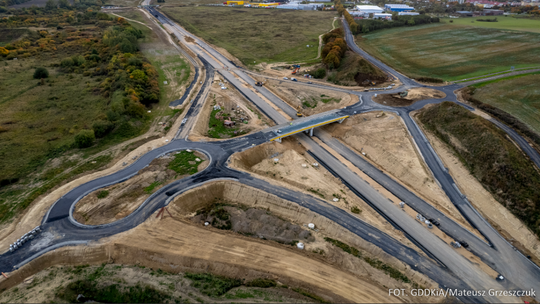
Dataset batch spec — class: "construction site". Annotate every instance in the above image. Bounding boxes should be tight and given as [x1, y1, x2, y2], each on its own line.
[2, 2, 540, 303]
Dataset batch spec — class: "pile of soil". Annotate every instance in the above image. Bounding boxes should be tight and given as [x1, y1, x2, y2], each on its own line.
[193, 203, 315, 245]
[373, 88, 446, 107]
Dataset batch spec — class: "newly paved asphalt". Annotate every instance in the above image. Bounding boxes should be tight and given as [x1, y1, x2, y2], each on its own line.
[2, 8, 540, 303]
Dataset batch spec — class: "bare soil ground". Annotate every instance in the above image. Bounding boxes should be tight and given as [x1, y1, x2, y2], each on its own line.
[0, 181, 445, 304]
[228, 138, 421, 250]
[412, 106, 540, 266]
[373, 88, 446, 107]
[189, 74, 271, 141]
[73, 151, 207, 225]
[324, 112, 472, 228]
[263, 79, 358, 116]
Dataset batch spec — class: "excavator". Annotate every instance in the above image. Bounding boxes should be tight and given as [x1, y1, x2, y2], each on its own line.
[291, 64, 301, 75]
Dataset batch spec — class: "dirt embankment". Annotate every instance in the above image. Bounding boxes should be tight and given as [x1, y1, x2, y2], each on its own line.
[228, 138, 423, 251]
[373, 88, 445, 107]
[0, 263, 318, 303]
[189, 73, 271, 141]
[323, 112, 474, 229]
[0, 181, 443, 304]
[73, 150, 208, 225]
[263, 79, 358, 116]
[412, 105, 540, 265]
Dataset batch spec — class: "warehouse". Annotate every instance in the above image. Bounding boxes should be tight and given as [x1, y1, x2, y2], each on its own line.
[355, 5, 384, 13]
[384, 4, 414, 12]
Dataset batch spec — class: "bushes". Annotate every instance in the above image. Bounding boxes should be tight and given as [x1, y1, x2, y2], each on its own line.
[33, 67, 49, 79]
[74, 129, 95, 148]
[415, 76, 443, 83]
[246, 278, 277, 288]
[312, 68, 326, 79]
[355, 15, 440, 34]
[92, 120, 115, 138]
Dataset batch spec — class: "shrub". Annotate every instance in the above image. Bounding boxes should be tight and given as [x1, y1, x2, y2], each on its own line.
[61, 58, 74, 67]
[351, 206, 361, 214]
[312, 68, 326, 79]
[247, 278, 277, 288]
[92, 120, 115, 138]
[74, 130, 95, 148]
[33, 67, 49, 79]
[416, 76, 443, 83]
[97, 190, 109, 199]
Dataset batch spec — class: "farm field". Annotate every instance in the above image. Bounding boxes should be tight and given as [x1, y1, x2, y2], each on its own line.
[471, 73, 540, 134]
[357, 23, 540, 81]
[442, 16, 540, 33]
[165, 6, 335, 66]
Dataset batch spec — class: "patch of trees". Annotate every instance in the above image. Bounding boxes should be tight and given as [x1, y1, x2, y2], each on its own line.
[419, 102, 540, 238]
[335, 0, 359, 33]
[0, 0, 106, 22]
[321, 28, 347, 69]
[356, 15, 440, 34]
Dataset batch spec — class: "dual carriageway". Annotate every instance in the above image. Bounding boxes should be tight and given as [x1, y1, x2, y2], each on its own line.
[1, 6, 540, 302]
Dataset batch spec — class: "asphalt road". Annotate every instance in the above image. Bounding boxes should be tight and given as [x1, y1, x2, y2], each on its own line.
[2, 7, 540, 303]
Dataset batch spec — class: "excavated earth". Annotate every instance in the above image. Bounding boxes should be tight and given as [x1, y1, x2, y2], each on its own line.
[0, 181, 443, 304]
[373, 88, 445, 107]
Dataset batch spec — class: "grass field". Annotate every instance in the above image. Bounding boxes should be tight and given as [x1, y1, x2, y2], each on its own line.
[357, 23, 540, 81]
[165, 7, 335, 66]
[442, 16, 540, 33]
[472, 73, 540, 134]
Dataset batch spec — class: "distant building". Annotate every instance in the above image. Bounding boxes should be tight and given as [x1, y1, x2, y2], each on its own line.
[355, 4, 384, 13]
[384, 4, 414, 11]
[455, 10, 473, 16]
[373, 13, 393, 19]
[482, 9, 504, 14]
[398, 11, 419, 15]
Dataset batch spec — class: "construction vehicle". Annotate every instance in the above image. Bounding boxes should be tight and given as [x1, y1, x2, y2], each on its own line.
[255, 81, 263, 87]
[291, 64, 301, 74]
[296, 106, 303, 117]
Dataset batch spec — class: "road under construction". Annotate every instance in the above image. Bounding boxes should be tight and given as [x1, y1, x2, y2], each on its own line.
[1, 5, 540, 303]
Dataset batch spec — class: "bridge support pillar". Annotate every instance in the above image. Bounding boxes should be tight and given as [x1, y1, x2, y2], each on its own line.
[275, 138, 282, 143]
[339, 118, 346, 124]
[309, 128, 314, 137]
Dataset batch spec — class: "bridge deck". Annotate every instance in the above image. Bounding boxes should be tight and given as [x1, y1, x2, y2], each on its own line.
[270, 111, 349, 142]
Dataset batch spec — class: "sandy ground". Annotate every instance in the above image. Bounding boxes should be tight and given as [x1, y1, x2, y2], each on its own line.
[73, 151, 208, 225]
[189, 73, 272, 141]
[373, 88, 446, 107]
[261, 79, 358, 116]
[228, 138, 422, 252]
[0, 181, 448, 303]
[412, 107, 540, 266]
[324, 112, 473, 228]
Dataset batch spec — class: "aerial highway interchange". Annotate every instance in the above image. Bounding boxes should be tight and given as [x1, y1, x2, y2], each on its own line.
[1, 5, 540, 303]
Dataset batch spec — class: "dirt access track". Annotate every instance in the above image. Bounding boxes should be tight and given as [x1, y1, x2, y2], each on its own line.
[1, 181, 441, 303]
[373, 88, 445, 107]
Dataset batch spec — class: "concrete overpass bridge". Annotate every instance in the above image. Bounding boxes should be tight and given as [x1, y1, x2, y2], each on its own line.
[268, 110, 349, 142]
